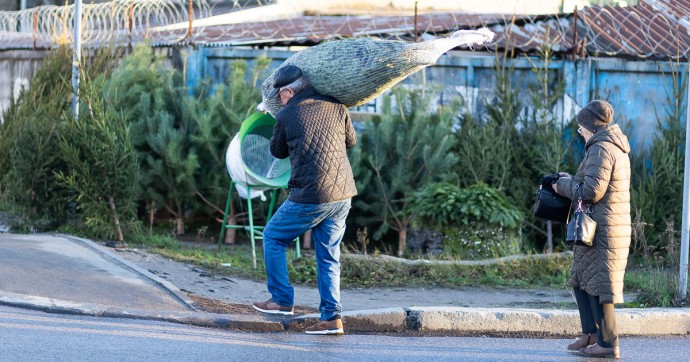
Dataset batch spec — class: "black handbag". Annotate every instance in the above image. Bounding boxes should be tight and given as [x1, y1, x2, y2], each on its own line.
[532, 174, 571, 223]
[565, 185, 597, 247]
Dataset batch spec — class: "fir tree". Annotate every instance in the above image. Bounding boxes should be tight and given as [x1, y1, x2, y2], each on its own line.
[56, 75, 139, 241]
[106, 44, 198, 236]
[351, 85, 459, 256]
[190, 57, 269, 240]
[0, 47, 73, 225]
[140, 70, 200, 236]
[516, 40, 572, 253]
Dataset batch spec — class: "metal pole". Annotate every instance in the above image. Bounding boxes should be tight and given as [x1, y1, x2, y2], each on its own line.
[679, 62, 690, 299]
[20, 0, 27, 33]
[72, 0, 82, 119]
[413, 1, 418, 42]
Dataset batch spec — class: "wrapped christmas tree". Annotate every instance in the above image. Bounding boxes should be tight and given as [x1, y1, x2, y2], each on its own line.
[258, 28, 494, 116]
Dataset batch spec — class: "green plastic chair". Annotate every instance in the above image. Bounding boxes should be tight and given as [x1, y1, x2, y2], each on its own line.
[219, 112, 300, 269]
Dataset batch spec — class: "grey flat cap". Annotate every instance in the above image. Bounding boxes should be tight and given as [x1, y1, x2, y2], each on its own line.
[267, 65, 303, 98]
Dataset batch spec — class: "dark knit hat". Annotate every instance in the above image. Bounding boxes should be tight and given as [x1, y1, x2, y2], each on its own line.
[577, 100, 614, 133]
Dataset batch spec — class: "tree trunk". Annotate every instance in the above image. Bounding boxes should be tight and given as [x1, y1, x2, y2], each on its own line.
[224, 214, 237, 244]
[546, 220, 553, 253]
[148, 200, 156, 232]
[397, 227, 407, 257]
[302, 229, 312, 249]
[108, 196, 124, 242]
[176, 216, 185, 236]
[223, 198, 237, 244]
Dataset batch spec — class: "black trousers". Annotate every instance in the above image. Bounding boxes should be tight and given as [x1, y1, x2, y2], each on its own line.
[573, 287, 618, 348]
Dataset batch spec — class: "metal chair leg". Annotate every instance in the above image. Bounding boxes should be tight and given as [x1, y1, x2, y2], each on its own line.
[246, 184, 257, 270]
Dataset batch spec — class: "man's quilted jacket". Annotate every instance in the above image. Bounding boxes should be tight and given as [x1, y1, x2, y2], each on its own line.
[270, 87, 358, 204]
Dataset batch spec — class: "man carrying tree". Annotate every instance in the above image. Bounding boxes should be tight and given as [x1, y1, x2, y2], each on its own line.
[252, 65, 357, 335]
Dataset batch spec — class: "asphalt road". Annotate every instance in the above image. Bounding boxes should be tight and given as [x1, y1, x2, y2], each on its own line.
[2, 305, 689, 362]
[0, 234, 192, 311]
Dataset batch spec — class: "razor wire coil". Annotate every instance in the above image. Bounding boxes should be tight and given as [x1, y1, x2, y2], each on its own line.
[0, 1, 689, 60]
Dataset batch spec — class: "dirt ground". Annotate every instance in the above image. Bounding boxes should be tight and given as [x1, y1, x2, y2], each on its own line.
[115, 247, 577, 314]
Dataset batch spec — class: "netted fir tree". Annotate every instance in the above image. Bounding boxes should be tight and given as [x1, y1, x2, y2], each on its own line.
[56, 75, 139, 242]
[350, 85, 459, 256]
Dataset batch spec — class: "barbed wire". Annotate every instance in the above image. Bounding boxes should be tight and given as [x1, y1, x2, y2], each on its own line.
[0, 0, 687, 60]
[0, 0, 210, 47]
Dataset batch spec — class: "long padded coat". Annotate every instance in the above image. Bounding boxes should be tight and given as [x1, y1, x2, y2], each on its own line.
[555, 124, 631, 304]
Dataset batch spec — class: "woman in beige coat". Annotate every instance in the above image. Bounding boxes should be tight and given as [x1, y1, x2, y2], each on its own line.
[553, 100, 631, 359]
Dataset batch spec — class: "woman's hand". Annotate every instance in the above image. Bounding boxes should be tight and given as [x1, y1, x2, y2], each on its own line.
[552, 173, 572, 194]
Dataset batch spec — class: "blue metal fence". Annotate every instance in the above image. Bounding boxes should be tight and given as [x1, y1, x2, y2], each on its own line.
[186, 46, 686, 152]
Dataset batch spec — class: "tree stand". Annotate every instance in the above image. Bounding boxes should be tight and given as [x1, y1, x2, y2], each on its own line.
[218, 180, 300, 269]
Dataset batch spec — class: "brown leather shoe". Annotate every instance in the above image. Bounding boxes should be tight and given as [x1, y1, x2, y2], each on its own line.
[252, 299, 294, 315]
[567, 333, 596, 351]
[580, 343, 620, 359]
[304, 319, 344, 335]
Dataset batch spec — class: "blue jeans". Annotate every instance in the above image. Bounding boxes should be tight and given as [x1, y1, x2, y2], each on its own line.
[262, 199, 351, 321]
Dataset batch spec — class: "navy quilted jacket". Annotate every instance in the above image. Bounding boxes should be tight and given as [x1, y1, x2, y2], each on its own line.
[270, 87, 358, 204]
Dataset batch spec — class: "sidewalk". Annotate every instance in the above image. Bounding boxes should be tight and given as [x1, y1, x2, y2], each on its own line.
[0, 232, 689, 336]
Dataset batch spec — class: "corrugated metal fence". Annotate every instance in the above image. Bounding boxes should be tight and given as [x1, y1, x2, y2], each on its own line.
[187, 46, 684, 151]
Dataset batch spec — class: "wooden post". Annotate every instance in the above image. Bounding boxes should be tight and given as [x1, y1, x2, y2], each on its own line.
[188, 0, 194, 44]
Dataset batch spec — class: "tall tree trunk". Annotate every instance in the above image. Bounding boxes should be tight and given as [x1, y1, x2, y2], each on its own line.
[109, 196, 124, 242]
[397, 226, 408, 257]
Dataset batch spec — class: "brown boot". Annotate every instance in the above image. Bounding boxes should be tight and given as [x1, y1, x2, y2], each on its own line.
[580, 343, 620, 359]
[567, 333, 596, 351]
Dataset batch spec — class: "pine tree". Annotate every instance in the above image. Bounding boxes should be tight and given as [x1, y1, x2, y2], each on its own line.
[0, 47, 73, 224]
[516, 41, 573, 253]
[140, 70, 200, 236]
[351, 85, 459, 256]
[106, 44, 200, 236]
[190, 57, 269, 233]
[56, 75, 139, 241]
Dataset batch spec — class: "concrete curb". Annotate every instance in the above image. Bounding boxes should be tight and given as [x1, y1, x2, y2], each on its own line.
[407, 307, 690, 337]
[0, 291, 110, 316]
[59, 234, 198, 312]
[0, 291, 283, 332]
[286, 308, 409, 333]
[2, 290, 689, 336]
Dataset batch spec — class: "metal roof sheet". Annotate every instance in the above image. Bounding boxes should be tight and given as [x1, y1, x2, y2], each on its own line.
[2, 1, 690, 60]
